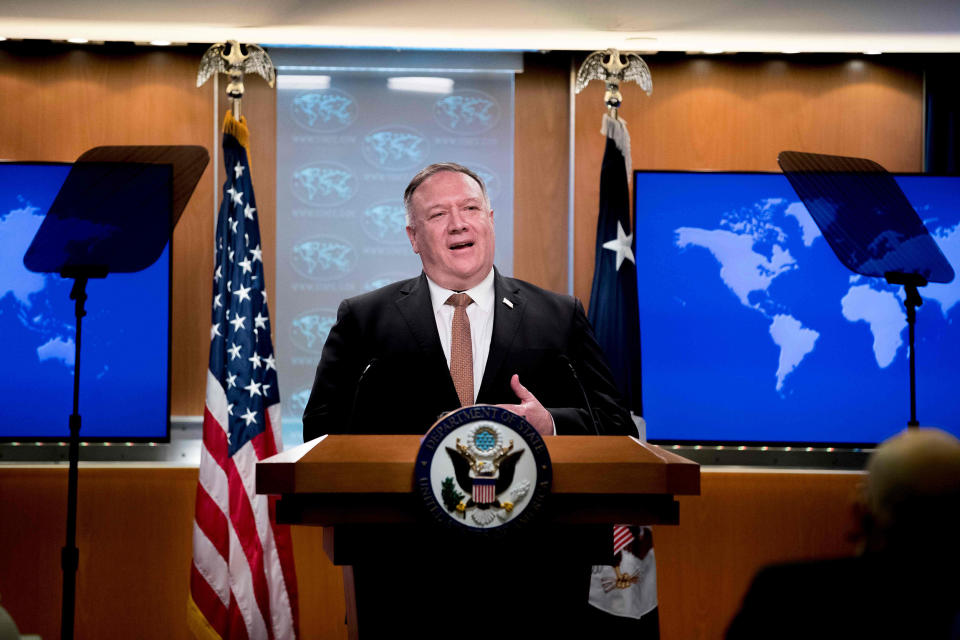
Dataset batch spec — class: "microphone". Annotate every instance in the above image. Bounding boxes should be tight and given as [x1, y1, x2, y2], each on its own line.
[350, 358, 378, 427]
[559, 355, 600, 435]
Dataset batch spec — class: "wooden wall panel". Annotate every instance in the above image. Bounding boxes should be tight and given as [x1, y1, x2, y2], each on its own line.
[513, 52, 572, 292]
[573, 55, 924, 305]
[0, 43, 216, 417]
[0, 43, 280, 418]
[0, 467, 861, 639]
[653, 470, 863, 640]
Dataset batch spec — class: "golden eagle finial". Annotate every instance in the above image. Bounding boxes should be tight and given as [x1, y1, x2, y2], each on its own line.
[575, 48, 652, 120]
[197, 40, 277, 120]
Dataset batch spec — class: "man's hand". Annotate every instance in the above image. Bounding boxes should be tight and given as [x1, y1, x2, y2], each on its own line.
[494, 374, 555, 436]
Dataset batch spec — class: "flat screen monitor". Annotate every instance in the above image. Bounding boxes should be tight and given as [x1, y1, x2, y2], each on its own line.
[0, 162, 171, 441]
[634, 171, 960, 447]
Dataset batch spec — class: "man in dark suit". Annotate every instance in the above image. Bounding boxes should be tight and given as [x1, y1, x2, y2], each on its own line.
[303, 162, 634, 440]
[302, 162, 634, 637]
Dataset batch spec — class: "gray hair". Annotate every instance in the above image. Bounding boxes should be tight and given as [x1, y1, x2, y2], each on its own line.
[403, 162, 489, 228]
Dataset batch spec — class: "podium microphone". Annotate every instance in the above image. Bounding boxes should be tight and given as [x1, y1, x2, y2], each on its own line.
[559, 355, 600, 435]
[351, 358, 378, 425]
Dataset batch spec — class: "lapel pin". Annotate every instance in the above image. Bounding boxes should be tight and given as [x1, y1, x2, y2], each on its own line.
[502, 297, 514, 309]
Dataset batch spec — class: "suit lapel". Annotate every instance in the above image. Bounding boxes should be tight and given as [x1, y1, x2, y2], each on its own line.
[395, 273, 460, 406]
[478, 271, 524, 399]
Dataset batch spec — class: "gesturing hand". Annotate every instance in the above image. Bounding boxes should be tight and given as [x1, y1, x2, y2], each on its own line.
[494, 374, 555, 436]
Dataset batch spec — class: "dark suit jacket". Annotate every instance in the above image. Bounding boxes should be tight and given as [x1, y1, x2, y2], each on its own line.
[726, 554, 960, 640]
[302, 270, 634, 438]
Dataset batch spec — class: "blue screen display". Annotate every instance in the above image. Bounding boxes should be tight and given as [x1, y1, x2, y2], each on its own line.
[0, 163, 170, 440]
[635, 171, 960, 446]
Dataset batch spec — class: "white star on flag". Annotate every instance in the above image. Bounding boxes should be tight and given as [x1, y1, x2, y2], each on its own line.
[228, 343, 242, 360]
[230, 315, 246, 332]
[244, 380, 262, 397]
[244, 203, 256, 220]
[254, 312, 268, 330]
[250, 244, 263, 263]
[240, 408, 257, 426]
[249, 352, 262, 369]
[238, 257, 253, 274]
[213, 294, 222, 309]
[263, 354, 276, 371]
[226, 372, 237, 389]
[602, 221, 636, 271]
[228, 186, 243, 205]
[234, 162, 245, 179]
[210, 323, 221, 340]
[233, 285, 251, 303]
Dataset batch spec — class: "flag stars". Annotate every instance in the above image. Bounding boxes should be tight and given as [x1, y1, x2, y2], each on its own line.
[226, 402, 234, 416]
[244, 203, 256, 220]
[226, 372, 237, 389]
[244, 380, 262, 397]
[210, 323, 221, 340]
[228, 343, 242, 360]
[230, 219, 239, 234]
[227, 186, 243, 206]
[230, 314, 246, 332]
[213, 294, 222, 309]
[602, 221, 636, 271]
[254, 312, 268, 330]
[263, 354, 276, 371]
[233, 285, 252, 303]
[240, 408, 257, 426]
[249, 352, 262, 369]
[214, 265, 222, 282]
[238, 257, 253, 274]
[250, 244, 262, 263]
[234, 162, 245, 179]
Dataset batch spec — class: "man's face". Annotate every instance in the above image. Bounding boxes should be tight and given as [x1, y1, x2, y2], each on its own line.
[406, 170, 495, 291]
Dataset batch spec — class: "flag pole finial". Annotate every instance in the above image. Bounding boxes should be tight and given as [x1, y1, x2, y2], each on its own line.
[197, 41, 277, 120]
[575, 48, 652, 120]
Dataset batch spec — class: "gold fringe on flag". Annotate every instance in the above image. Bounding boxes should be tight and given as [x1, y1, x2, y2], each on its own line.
[222, 110, 251, 156]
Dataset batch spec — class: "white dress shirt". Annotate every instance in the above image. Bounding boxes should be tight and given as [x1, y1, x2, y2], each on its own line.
[425, 269, 495, 402]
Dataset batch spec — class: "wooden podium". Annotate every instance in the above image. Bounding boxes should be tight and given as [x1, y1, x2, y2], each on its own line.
[257, 434, 699, 636]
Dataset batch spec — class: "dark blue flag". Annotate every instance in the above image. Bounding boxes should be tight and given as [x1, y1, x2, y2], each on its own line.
[588, 115, 643, 419]
[587, 116, 658, 634]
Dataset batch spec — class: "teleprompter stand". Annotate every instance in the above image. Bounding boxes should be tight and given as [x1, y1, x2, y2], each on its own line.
[778, 151, 955, 428]
[22, 146, 208, 640]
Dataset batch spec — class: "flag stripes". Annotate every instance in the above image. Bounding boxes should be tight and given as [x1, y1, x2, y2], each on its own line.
[613, 524, 635, 555]
[190, 112, 298, 640]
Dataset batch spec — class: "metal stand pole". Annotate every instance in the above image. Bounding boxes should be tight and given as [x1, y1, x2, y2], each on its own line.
[61, 277, 87, 640]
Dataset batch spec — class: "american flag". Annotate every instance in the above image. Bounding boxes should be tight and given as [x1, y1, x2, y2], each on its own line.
[189, 112, 299, 640]
[612, 524, 634, 556]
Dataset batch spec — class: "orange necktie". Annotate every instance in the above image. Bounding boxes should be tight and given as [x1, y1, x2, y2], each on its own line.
[446, 293, 474, 406]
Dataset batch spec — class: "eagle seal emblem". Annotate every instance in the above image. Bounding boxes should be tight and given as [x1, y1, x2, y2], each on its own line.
[415, 406, 551, 533]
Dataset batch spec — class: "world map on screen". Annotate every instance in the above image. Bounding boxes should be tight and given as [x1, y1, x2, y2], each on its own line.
[636, 173, 960, 445]
[0, 165, 169, 439]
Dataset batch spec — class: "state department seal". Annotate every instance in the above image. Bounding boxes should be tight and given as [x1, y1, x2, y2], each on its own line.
[415, 406, 551, 533]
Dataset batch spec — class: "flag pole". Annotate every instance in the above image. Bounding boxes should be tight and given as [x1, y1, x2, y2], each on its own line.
[575, 49, 660, 632]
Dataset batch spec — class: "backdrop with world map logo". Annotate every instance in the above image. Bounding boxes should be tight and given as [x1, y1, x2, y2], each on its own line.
[273, 51, 519, 447]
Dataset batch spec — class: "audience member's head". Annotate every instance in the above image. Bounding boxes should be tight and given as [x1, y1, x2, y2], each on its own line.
[860, 427, 960, 555]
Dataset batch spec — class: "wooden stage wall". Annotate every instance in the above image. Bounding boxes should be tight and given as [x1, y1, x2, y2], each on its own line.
[0, 467, 863, 639]
[0, 45, 923, 415]
[0, 44, 922, 639]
